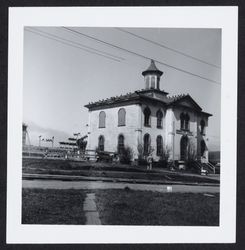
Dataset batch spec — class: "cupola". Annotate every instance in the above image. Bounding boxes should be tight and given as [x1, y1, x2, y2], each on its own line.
[142, 60, 163, 90]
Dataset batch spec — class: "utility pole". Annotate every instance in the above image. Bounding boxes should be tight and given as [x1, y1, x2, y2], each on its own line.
[172, 120, 175, 163]
[39, 135, 42, 147]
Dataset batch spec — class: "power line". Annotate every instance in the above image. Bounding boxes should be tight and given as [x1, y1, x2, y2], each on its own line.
[116, 27, 221, 69]
[62, 27, 221, 85]
[25, 28, 123, 62]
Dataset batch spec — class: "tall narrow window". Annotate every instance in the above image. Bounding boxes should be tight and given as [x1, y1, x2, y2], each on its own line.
[118, 108, 126, 126]
[118, 134, 125, 154]
[180, 113, 185, 130]
[143, 134, 151, 155]
[180, 113, 190, 131]
[156, 110, 163, 128]
[156, 135, 163, 156]
[144, 107, 151, 127]
[145, 75, 150, 89]
[98, 135, 104, 151]
[185, 114, 190, 130]
[150, 76, 155, 88]
[200, 120, 205, 135]
[99, 111, 106, 128]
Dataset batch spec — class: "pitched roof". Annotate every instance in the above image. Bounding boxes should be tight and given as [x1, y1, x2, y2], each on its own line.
[84, 89, 212, 116]
[142, 60, 163, 76]
[166, 94, 202, 110]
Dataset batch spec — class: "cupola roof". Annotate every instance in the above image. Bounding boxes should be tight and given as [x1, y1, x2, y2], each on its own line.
[142, 59, 163, 76]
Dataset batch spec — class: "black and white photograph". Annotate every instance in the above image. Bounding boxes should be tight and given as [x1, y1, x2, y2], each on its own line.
[22, 26, 221, 226]
[7, 7, 237, 244]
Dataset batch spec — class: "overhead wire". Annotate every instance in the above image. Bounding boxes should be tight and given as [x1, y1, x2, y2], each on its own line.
[115, 27, 221, 69]
[25, 28, 124, 62]
[62, 27, 221, 85]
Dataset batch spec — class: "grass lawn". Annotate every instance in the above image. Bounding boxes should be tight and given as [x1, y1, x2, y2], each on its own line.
[95, 189, 220, 226]
[22, 158, 219, 184]
[22, 188, 86, 224]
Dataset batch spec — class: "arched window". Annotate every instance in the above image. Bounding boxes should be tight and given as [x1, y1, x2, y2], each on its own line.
[99, 111, 106, 128]
[118, 134, 125, 154]
[150, 76, 156, 88]
[98, 135, 105, 151]
[118, 108, 126, 126]
[145, 75, 150, 89]
[144, 107, 151, 127]
[143, 134, 151, 155]
[200, 120, 205, 135]
[180, 113, 190, 131]
[156, 110, 163, 128]
[156, 135, 163, 156]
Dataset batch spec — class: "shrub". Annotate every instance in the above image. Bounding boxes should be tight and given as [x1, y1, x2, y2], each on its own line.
[137, 158, 147, 166]
[118, 146, 133, 164]
[156, 146, 170, 168]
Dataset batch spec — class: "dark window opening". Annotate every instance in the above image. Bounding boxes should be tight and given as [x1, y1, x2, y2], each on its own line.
[200, 120, 205, 135]
[156, 110, 163, 128]
[143, 134, 151, 155]
[118, 134, 125, 154]
[156, 135, 163, 156]
[144, 107, 151, 127]
[98, 135, 105, 151]
[180, 113, 190, 131]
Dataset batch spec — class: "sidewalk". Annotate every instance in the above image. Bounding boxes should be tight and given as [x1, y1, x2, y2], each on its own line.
[22, 173, 220, 187]
[22, 179, 220, 193]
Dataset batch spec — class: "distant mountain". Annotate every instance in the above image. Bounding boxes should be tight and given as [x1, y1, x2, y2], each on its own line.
[24, 121, 72, 147]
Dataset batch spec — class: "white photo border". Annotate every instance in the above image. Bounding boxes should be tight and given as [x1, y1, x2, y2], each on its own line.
[7, 6, 238, 244]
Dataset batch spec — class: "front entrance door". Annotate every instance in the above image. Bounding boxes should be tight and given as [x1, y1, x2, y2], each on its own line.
[180, 136, 188, 161]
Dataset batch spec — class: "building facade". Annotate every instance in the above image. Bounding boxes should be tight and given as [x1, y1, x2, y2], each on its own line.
[85, 60, 212, 162]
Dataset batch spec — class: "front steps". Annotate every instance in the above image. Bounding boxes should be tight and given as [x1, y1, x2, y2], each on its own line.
[191, 161, 216, 174]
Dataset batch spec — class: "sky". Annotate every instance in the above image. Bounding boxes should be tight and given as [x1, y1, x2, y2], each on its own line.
[23, 27, 221, 150]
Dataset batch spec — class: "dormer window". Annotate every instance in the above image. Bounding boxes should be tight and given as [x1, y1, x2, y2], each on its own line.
[180, 113, 190, 131]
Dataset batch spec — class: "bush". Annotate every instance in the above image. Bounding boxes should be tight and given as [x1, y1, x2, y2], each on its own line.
[137, 158, 147, 166]
[154, 159, 168, 168]
[118, 146, 133, 164]
[155, 146, 170, 168]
